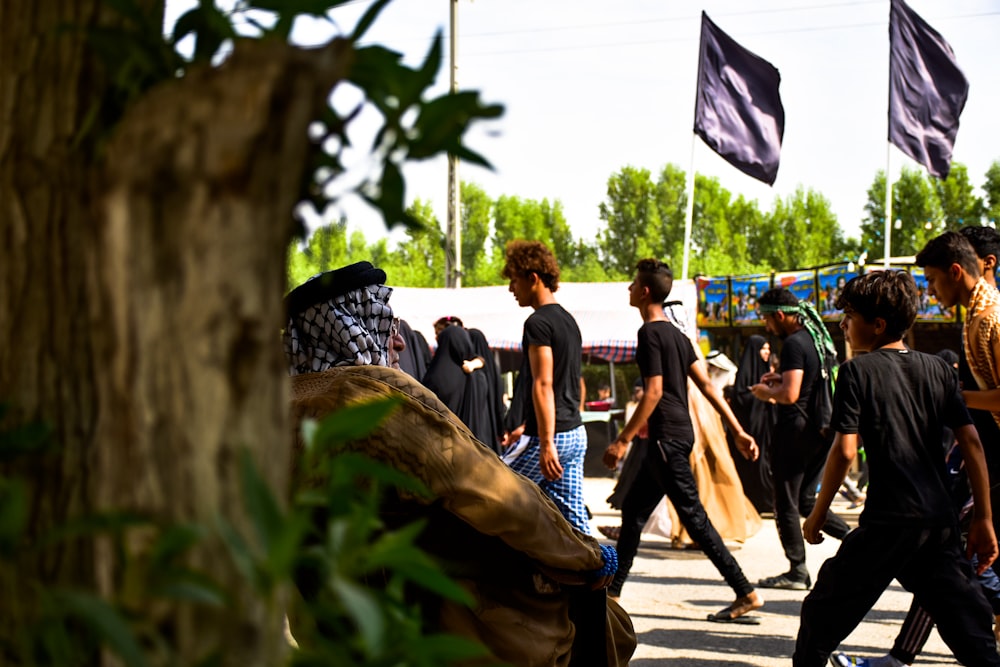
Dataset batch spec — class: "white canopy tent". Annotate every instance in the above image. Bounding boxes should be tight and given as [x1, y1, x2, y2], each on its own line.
[389, 280, 698, 364]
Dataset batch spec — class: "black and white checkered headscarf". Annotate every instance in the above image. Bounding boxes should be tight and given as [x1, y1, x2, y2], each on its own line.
[283, 271, 394, 375]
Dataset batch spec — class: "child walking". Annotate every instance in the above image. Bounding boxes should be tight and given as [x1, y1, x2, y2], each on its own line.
[794, 269, 1000, 667]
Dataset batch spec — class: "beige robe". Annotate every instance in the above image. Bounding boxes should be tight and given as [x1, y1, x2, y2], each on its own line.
[291, 366, 636, 667]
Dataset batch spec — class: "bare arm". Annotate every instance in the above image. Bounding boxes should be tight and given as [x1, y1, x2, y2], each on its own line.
[689, 359, 758, 461]
[962, 388, 1000, 412]
[750, 368, 804, 405]
[528, 343, 562, 481]
[803, 432, 857, 544]
[955, 423, 998, 573]
[603, 376, 661, 469]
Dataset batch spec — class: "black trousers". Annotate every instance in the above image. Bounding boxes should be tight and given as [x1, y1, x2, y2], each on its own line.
[795, 522, 1000, 667]
[772, 420, 851, 579]
[609, 439, 753, 598]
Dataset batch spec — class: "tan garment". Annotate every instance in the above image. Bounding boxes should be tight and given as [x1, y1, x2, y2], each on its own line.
[291, 366, 636, 667]
[964, 278, 1000, 430]
[668, 380, 763, 546]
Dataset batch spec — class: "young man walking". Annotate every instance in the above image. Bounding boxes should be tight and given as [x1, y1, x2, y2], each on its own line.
[751, 288, 851, 589]
[500, 240, 591, 534]
[602, 258, 763, 621]
[794, 269, 999, 667]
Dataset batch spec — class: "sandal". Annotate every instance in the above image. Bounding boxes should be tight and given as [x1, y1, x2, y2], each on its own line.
[597, 525, 620, 540]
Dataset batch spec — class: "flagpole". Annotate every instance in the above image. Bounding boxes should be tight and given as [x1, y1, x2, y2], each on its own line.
[884, 144, 893, 269]
[681, 134, 697, 281]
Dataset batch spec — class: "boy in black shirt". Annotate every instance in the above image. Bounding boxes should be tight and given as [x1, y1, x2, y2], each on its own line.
[795, 270, 1000, 667]
[603, 259, 763, 622]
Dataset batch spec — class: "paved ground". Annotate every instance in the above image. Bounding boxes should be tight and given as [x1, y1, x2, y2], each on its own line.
[583, 476, 958, 666]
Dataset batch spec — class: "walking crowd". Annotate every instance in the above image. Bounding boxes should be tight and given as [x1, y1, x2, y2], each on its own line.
[282, 227, 1000, 666]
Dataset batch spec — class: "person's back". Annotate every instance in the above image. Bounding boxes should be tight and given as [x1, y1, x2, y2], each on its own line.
[840, 349, 963, 527]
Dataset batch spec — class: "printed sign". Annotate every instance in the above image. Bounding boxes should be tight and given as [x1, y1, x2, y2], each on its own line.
[817, 264, 859, 322]
[730, 274, 771, 326]
[696, 277, 730, 327]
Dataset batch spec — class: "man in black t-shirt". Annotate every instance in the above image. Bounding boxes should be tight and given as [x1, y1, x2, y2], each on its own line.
[603, 259, 763, 622]
[751, 288, 851, 590]
[794, 270, 999, 667]
[499, 241, 590, 534]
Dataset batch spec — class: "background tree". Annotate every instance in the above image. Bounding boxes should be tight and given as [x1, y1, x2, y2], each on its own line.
[861, 166, 944, 259]
[936, 163, 984, 228]
[983, 160, 1000, 226]
[459, 182, 495, 286]
[597, 166, 662, 279]
[653, 163, 688, 266]
[387, 199, 446, 286]
[765, 187, 852, 269]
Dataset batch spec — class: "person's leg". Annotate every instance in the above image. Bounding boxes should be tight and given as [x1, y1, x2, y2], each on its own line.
[886, 601, 935, 665]
[507, 427, 591, 534]
[794, 527, 907, 667]
[609, 460, 666, 598]
[656, 439, 754, 598]
[542, 425, 590, 534]
[767, 425, 810, 583]
[899, 525, 1000, 667]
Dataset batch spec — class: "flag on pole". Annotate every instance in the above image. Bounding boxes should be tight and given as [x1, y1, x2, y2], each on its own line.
[693, 12, 785, 186]
[888, 0, 969, 180]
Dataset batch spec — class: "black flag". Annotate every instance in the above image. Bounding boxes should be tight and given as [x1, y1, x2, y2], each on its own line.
[889, 0, 968, 179]
[693, 12, 785, 186]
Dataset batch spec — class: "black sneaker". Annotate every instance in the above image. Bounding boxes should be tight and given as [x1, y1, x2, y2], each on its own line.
[757, 573, 811, 590]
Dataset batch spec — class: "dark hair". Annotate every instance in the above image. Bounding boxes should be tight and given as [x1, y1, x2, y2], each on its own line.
[915, 231, 981, 277]
[959, 225, 1000, 266]
[502, 240, 560, 291]
[935, 348, 960, 370]
[835, 270, 918, 340]
[434, 315, 464, 329]
[758, 287, 798, 308]
[634, 258, 674, 302]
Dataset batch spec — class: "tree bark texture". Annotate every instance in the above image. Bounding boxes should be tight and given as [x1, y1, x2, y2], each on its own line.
[1, 1, 352, 663]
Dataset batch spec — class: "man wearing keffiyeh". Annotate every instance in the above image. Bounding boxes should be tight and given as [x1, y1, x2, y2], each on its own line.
[750, 288, 851, 591]
[283, 262, 636, 667]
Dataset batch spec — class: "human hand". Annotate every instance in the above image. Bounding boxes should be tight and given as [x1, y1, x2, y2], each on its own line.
[501, 424, 525, 448]
[802, 509, 826, 544]
[539, 440, 563, 481]
[603, 440, 629, 470]
[967, 518, 999, 575]
[736, 432, 759, 462]
[749, 383, 772, 402]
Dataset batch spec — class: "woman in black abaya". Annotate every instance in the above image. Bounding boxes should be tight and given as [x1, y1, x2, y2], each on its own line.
[422, 324, 495, 453]
[728, 335, 776, 513]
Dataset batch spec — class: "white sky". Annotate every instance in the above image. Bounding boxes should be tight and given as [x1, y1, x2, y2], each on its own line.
[166, 0, 1000, 249]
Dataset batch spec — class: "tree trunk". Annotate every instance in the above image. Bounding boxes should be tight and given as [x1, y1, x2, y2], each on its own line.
[1, 1, 352, 663]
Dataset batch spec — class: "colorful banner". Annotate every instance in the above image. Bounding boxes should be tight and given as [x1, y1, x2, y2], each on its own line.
[696, 276, 731, 327]
[774, 270, 817, 308]
[730, 273, 770, 326]
[817, 264, 860, 322]
[907, 266, 957, 321]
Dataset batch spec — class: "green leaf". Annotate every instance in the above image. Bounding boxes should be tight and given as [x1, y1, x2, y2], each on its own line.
[307, 396, 401, 446]
[239, 448, 285, 557]
[149, 523, 205, 568]
[330, 575, 384, 651]
[47, 590, 148, 667]
[0, 478, 27, 556]
[351, 0, 393, 42]
[159, 572, 228, 607]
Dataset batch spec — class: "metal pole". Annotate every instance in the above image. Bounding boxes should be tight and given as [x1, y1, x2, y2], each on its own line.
[447, 0, 462, 288]
[884, 142, 892, 269]
[681, 134, 697, 281]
